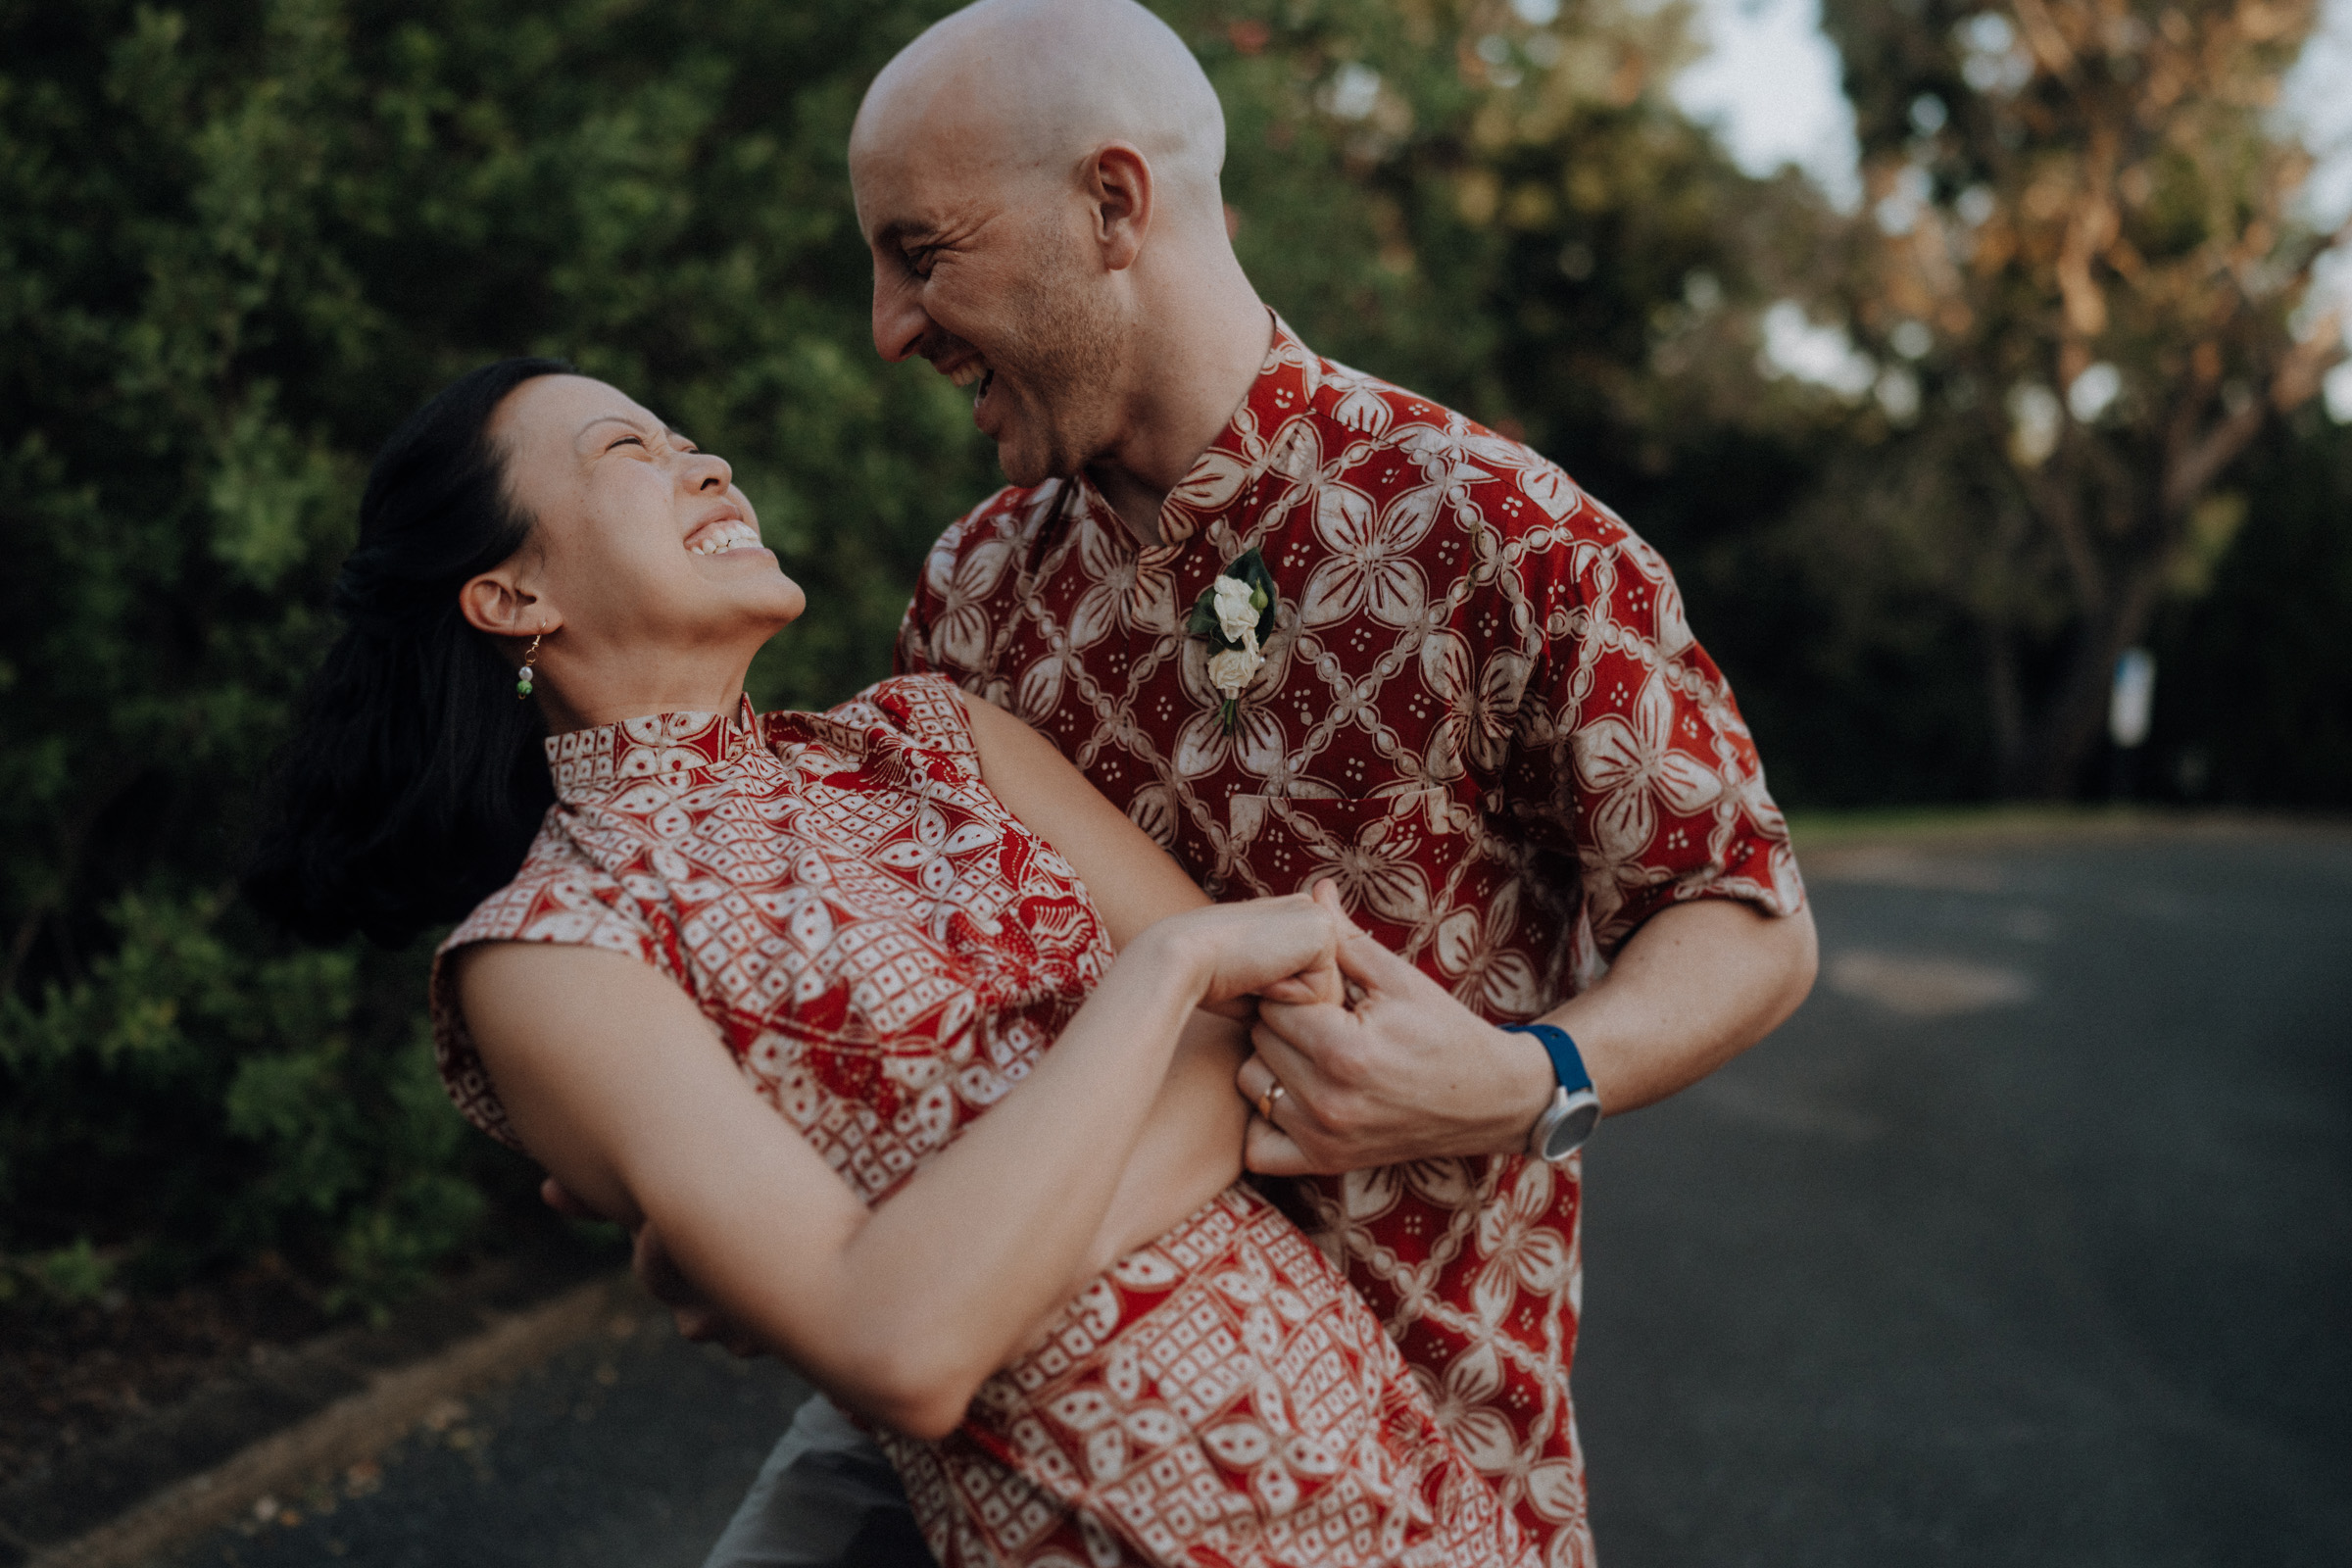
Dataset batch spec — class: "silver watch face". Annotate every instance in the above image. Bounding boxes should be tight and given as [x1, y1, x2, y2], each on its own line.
[1539, 1092, 1602, 1161]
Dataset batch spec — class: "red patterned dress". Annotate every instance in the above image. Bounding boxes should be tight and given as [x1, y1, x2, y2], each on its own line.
[899, 316, 1805, 1564]
[430, 675, 1534, 1568]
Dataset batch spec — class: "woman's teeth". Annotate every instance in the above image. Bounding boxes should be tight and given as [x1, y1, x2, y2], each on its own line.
[689, 521, 761, 557]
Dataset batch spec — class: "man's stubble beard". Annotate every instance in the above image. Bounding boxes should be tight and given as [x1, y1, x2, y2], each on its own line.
[992, 239, 1128, 489]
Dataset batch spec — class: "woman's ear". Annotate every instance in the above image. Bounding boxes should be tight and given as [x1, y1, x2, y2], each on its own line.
[460, 564, 555, 640]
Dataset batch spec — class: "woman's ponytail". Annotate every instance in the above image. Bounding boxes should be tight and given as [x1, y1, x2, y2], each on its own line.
[244, 358, 573, 947]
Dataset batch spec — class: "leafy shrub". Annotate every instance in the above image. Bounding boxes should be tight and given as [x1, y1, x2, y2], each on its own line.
[0, 0, 999, 1312]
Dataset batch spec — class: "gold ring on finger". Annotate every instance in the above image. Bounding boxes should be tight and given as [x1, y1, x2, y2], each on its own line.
[1257, 1082, 1286, 1123]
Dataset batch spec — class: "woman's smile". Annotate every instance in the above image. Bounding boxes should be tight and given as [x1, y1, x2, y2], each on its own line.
[685, 516, 766, 557]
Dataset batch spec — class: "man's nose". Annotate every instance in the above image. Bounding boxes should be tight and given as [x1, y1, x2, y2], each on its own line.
[872, 271, 929, 364]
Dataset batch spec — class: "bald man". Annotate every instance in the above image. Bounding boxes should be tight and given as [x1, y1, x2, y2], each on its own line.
[699, 1, 1817, 1563]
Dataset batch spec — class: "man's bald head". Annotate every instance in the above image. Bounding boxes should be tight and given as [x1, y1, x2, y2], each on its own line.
[852, 0, 1227, 220]
[849, 0, 1268, 515]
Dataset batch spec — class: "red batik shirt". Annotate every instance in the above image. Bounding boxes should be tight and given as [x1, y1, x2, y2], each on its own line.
[898, 316, 1803, 1564]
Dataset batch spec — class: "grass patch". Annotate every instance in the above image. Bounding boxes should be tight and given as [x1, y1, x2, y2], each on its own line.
[1787, 804, 2180, 849]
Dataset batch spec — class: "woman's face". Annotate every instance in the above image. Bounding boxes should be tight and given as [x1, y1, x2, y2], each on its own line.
[489, 374, 805, 663]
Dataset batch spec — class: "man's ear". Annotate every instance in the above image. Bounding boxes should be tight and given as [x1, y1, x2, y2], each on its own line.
[460, 564, 554, 641]
[1087, 143, 1153, 271]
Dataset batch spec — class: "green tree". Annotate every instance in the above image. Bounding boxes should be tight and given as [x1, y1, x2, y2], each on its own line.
[2152, 409, 2352, 805]
[1812, 0, 2347, 796]
[0, 0, 998, 1306]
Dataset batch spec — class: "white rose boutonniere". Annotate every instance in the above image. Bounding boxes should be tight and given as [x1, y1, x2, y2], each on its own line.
[1187, 547, 1278, 734]
[1211, 575, 1259, 641]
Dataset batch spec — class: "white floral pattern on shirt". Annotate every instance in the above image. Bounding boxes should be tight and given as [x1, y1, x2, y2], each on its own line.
[900, 318, 1804, 1566]
[430, 677, 1534, 1568]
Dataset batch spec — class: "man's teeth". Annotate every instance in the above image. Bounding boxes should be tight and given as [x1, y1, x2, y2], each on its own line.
[690, 521, 761, 557]
[946, 362, 982, 388]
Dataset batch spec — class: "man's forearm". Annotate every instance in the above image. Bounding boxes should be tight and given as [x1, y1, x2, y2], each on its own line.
[1239, 892, 1816, 1175]
[1547, 897, 1818, 1116]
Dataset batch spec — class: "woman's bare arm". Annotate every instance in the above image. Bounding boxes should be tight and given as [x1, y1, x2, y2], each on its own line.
[960, 693, 1309, 1280]
[458, 890, 1336, 1441]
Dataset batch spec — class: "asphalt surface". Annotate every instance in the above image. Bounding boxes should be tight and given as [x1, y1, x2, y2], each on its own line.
[160, 1310, 808, 1568]
[163, 822, 2350, 1567]
[1578, 823, 2352, 1565]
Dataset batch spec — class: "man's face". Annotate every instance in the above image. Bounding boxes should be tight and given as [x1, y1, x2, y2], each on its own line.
[852, 135, 1125, 488]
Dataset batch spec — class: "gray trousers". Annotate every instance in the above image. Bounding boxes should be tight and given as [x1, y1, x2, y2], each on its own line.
[701, 1393, 935, 1568]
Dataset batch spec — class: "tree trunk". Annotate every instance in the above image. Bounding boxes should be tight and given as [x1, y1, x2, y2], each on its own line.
[2008, 555, 2168, 799]
[1984, 620, 2031, 797]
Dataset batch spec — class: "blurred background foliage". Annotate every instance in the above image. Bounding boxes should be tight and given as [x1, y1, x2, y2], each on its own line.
[2, 0, 2345, 1311]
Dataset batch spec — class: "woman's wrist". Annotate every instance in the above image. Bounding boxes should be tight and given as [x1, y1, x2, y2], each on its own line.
[1120, 913, 1216, 1010]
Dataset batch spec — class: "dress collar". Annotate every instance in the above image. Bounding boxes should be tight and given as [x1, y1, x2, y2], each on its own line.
[545, 696, 761, 805]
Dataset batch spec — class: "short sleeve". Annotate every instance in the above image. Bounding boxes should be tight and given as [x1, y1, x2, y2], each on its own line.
[894, 592, 941, 679]
[1509, 510, 1803, 954]
[428, 829, 668, 1152]
[893, 480, 1059, 687]
[893, 500, 993, 681]
[846, 674, 982, 765]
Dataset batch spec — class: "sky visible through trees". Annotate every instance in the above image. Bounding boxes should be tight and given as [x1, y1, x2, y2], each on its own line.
[1680, 0, 2352, 414]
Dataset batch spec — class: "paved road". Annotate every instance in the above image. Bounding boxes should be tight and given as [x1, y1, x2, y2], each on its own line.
[161, 1308, 808, 1568]
[1578, 823, 2352, 1564]
[167, 823, 2350, 1567]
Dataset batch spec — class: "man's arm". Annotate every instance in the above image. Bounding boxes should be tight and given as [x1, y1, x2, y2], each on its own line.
[1237, 894, 1817, 1175]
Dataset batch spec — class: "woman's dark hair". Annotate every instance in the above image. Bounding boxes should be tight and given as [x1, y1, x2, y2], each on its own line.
[244, 358, 575, 948]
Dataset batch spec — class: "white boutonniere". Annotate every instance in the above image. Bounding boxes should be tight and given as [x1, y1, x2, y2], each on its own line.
[1187, 548, 1278, 735]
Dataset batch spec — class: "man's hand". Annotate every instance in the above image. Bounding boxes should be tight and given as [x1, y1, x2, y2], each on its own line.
[1238, 895, 1818, 1176]
[539, 1177, 767, 1357]
[1235, 920, 1556, 1175]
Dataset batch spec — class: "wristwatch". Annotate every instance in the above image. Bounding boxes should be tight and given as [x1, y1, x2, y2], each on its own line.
[1504, 1022, 1602, 1162]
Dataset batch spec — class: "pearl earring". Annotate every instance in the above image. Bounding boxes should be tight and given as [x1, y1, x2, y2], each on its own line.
[515, 631, 544, 700]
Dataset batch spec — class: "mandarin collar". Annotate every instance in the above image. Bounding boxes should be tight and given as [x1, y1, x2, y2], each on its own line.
[1080, 310, 1316, 552]
[545, 696, 762, 804]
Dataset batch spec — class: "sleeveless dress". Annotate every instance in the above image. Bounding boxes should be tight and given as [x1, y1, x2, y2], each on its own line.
[431, 675, 1533, 1568]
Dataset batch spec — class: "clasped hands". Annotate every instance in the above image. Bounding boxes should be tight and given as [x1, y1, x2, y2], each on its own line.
[1233, 880, 1556, 1177]
[552, 881, 1551, 1353]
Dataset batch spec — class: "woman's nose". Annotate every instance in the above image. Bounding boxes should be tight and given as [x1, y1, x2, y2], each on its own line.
[690, 450, 732, 491]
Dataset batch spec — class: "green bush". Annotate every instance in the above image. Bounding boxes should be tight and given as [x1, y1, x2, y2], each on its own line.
[2151, 413, 2352, 808]
[0, 0, 1001, 1311]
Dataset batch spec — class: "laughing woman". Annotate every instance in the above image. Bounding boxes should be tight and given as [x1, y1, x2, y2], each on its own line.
[245, 360, 1533, 1568]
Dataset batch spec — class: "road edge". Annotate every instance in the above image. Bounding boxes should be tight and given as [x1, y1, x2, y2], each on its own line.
[25, 1274, 631, 1568]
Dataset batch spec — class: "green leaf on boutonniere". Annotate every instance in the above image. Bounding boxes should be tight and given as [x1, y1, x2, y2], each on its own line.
[1188, 547, 1279, 646]
[1188, 548, 1283, 734]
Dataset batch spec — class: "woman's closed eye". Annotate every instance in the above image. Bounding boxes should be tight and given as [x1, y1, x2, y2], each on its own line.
[606, 430, 694, 457]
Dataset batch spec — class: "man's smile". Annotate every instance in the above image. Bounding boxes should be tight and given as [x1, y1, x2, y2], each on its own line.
[937, 354, 997, 406]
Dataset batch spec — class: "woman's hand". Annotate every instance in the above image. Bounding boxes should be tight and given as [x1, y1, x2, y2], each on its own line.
[1140, 880, 1349, 1009]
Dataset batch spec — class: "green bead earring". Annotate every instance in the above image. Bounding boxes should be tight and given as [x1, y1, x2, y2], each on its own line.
[515, 630, 544, 700]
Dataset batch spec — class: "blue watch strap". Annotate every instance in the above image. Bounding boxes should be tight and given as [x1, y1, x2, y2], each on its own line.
[1503, 1022, 1592, 1098]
